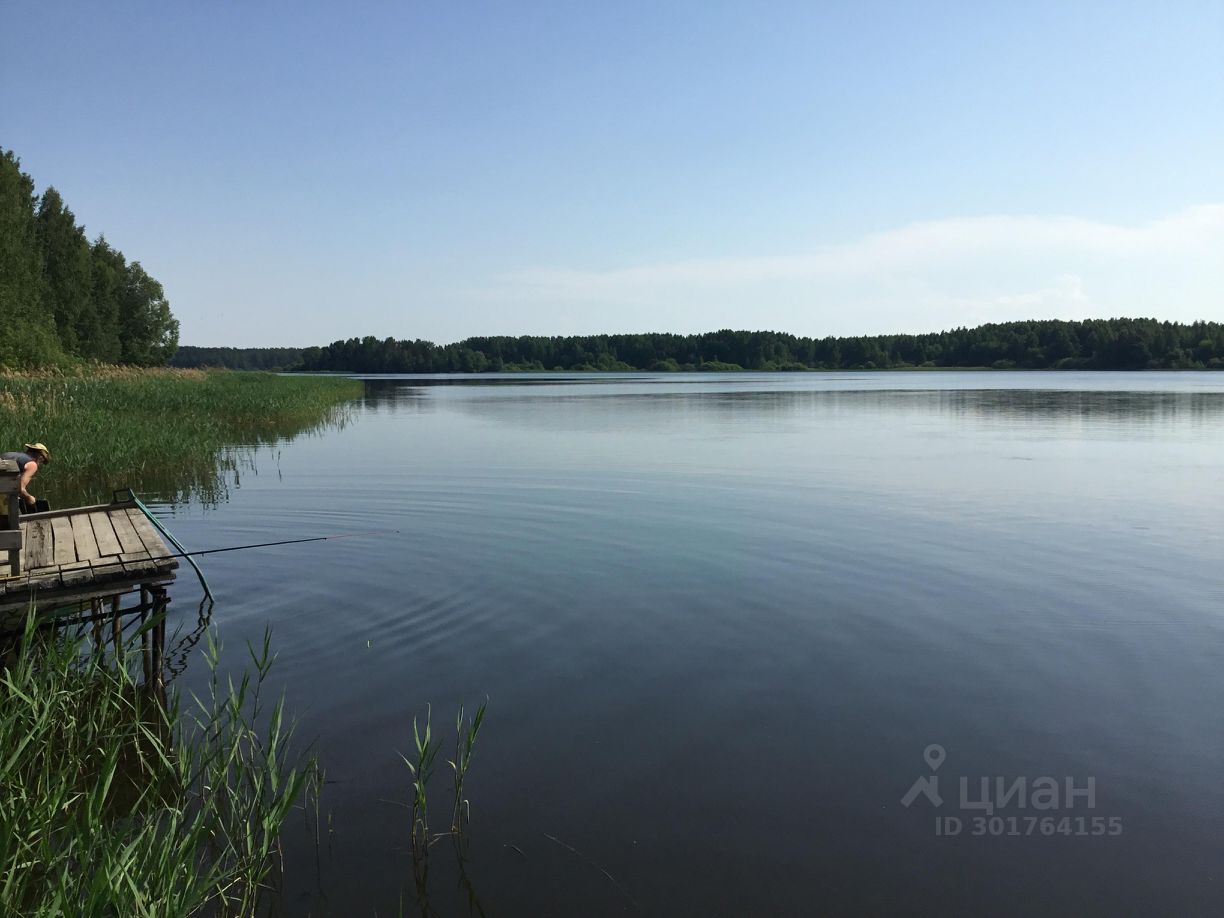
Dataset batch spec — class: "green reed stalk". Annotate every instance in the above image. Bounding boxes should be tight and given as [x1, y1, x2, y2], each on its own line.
[402, 705, 440, 856]
[449, 701, 487, 837]
[0, 611, 313, 915]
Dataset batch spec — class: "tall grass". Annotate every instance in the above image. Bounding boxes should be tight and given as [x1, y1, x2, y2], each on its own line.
[0, 367, 361, 506]
[401, 702, 490, 915]
[404, 705, 441, 857]
[449, 701, 487, 838]
[0, 613, 312, 915]
[401, 701, 488, 858]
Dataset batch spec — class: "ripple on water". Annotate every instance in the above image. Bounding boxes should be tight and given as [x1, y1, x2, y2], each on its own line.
[157, 373, 1224, 915]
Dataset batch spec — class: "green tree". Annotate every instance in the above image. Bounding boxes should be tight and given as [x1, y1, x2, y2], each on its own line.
[88, 237, 126, 363]
[117, 261, 179, 365]
[0, 149, 61, 367]
[294, 319, 1224, 373]
[35, 187, 95, 356]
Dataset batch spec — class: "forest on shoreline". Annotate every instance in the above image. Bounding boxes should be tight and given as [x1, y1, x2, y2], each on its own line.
[174, 318, 1224, 373]
[0, 149, 179, 369]
[4, 144, 1218, 377]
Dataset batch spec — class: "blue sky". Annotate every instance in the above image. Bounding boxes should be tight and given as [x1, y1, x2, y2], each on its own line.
[3, 1, 1221, 346]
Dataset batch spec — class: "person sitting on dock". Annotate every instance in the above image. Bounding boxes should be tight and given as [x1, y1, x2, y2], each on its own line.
[0, 443, 51, 514]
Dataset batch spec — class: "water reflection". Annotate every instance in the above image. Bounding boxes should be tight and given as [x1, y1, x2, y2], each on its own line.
[358, 376, 1224, 432]
[403, 838, 489, 918]
[149, 371, 1224, 914]
[163, 598, 214, 682]
[355, 381, 1224, 445]
[46, 402, 355, 511]
[6, 588, 203, 691]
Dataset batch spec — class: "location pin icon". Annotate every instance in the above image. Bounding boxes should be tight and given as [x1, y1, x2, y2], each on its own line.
[923, 744, 946, 771]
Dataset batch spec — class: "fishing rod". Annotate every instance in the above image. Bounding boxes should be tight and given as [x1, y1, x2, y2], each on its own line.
[149, 528, 401, 562]
[128, 492, 214, 601]
[0, 529, 399, 586]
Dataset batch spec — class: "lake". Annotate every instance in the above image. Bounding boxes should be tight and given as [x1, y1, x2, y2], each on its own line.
[153, 371, 1224, 915]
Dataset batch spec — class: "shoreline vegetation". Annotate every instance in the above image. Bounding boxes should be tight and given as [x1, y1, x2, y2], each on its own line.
[174, 318, 1224, 374]
[0, 369, 357, 912]
[0, 616, 312, 915]
[0, 367, 362, 507]
[1, 149, 178, 370]
[0, 367, 490, 912]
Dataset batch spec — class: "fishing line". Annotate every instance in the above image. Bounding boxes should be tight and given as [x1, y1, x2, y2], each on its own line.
[0, 529, 399, 584]
[152, 528, 400, 561]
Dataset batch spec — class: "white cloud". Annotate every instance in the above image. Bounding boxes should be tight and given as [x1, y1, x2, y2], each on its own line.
[482, 205, 1224, 335]
[989, 275, 1088, 309]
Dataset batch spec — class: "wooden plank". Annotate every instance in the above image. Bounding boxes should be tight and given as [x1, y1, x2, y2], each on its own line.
[129, 555, 176, 574]
[88, 511, 124, 557]
[0, 573, 61, 597]
[91, 553, 131, 575]
[59, 560, 95, 588]
[50, 517, 76, 565]
[3, 478, 20, 536]
[125, 509, 173, 559]
[0, 577, 173, 616]
[108, 511, 145, 555]
[0, 465, 18, 576]
[0, 461, 18, 502]
[20, 500, 135, 523]
[11, 570, 62, 592]
[120, 551, 158, 575]
[34, 572, 63, 589]
[70, 514, 101, 562]
[2, 520, 20, 576]
[88, 571, 123, 585]
[124, 509, 161, 555]
[0, 500, 182, 616]
[22, 520, 53, 569]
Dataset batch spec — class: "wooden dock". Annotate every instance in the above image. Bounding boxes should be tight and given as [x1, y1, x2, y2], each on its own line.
[2, 460, 181, 688]
[0, 500, 178, 617]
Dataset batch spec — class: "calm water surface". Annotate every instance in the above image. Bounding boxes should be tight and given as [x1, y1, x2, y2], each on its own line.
[154, 372, 1224, 916]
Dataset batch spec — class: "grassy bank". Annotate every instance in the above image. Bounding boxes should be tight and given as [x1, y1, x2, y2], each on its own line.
[0, 368, 352, 913]
[0, 368, 361, 912]
[0, 367, 362, 506]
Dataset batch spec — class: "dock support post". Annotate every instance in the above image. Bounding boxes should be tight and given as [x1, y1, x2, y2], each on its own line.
[91, 599, 103, 656]
[110, 594, 122, 659]
[140, 587, 152, 684]
[149, 586, 168, 690]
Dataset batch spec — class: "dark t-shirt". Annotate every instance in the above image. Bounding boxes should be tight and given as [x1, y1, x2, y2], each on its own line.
[1, 451, 33, 472]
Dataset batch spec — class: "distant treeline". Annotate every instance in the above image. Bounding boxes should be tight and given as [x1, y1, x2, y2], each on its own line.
[291, 319, 1224, 373]
[170, 346, 304, 370]
[0, 149, 180, 369]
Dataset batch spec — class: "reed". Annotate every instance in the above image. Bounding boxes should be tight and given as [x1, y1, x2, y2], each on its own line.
[0, 613, 312, 915]
[0, 367, 361, 507]
[399, 699, 488, 864]
[449, 701, 488, 838]
[403, 705, 441, 856]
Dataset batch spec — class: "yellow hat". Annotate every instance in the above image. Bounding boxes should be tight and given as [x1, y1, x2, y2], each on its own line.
[24, 443, 50, 463]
